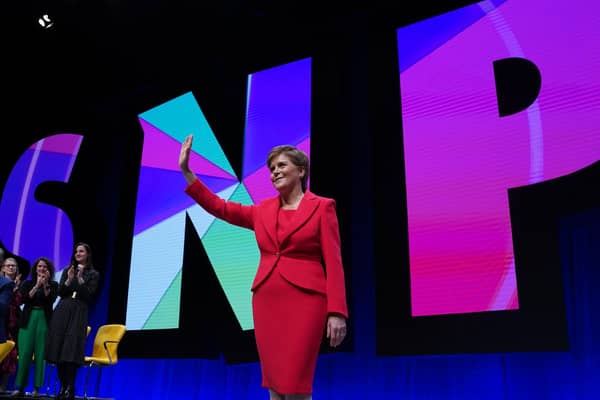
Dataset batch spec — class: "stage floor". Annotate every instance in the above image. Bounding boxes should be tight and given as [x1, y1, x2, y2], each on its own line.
[0, 391, 113, 400]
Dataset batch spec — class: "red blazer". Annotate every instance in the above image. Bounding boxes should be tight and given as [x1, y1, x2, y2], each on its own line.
[185, 178, 348, 318]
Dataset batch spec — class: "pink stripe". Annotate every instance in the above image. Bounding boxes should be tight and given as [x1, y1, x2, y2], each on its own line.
[14, 140, 44, 253]
[139, 118, 235, 179]
[29, 133, 82, 155]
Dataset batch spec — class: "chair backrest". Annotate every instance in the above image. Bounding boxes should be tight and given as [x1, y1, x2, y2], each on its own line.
[0, 340, 15, 363]
[90, 324, 127, 365]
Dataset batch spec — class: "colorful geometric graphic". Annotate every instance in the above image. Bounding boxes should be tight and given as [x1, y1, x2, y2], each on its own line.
[126, 57, 312, 330]
[398, 0, 600, 316]
[0, 134, 82, 276]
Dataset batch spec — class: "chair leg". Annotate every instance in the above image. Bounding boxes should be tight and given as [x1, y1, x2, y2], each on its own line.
[83, 365, 103, 400]
[83, 364, 91, 400]
[94, 368, 103, 399]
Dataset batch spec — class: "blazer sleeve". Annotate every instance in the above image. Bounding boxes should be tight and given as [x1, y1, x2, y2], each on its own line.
[47, 281, 59, 305]
[73, 269, 100, 303]
[20, 279, 56, 305]
[320, 198, 348, 318]
[0, 279, 15, 305]
[57, 268, 73, 298]
[58, 268, 99, 304]
[184, 178, 255, 230]
[19, 280, 35, 305]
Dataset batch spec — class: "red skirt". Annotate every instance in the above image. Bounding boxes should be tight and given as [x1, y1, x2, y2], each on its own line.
[252, 269, 327, 394]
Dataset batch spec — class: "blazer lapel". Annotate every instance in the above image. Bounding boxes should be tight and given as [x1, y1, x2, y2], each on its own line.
[278, 190, 319, 246]
[263, 197, 280, 247]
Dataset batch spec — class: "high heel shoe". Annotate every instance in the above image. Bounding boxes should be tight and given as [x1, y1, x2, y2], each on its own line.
[56, 384, 66, 400]
[62, 384, 75, 400]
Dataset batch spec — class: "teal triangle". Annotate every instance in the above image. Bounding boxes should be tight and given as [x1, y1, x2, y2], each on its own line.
[139, 91, 236, 176]
[142, 268, 182, 330]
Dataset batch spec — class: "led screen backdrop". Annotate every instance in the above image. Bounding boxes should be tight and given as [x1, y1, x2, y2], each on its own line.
[399, 0, 600, 316]
[0, 134, 82, 278]
[377, 0, 599, 354]
[126, 58, 312, 331]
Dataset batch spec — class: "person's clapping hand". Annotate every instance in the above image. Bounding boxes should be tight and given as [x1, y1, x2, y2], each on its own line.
[36, 271, 47, 287]
[67, 265, 76, 281]
[77, 264, 85, 280]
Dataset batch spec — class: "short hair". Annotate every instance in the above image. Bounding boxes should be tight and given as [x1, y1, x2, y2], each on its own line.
[266, 145, 310, 192]
[2, 257, 19, 275]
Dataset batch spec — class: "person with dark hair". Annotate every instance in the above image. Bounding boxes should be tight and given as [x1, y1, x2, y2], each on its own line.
[44, 243, 99, 400]
[179, 135, 348, 400]
[11, 257, 58, 397]
[0, 257, 21, 393]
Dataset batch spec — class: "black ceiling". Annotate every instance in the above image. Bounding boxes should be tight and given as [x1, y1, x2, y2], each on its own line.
[5, 1, 477, 112]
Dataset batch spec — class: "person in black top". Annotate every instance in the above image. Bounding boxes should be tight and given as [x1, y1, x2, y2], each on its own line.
[11, 256, 58, 397]
[44, 243, 99, 400]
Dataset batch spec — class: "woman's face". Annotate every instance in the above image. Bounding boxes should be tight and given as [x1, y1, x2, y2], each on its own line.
[74, 245, 89, 265]
[269, 154, 305, 194]
[37, 261, 49, 277]
[1, 259, 18, 280]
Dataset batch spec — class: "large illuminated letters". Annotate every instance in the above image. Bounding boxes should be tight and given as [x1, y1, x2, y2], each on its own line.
[0, 135, 83, 275]
[125, 58, 312, 330]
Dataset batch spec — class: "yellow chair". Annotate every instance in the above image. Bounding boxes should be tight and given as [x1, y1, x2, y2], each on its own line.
[83, 324, 127, 399]
[0, 340, 15, 363]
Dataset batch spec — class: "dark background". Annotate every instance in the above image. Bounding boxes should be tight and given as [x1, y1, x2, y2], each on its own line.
[2, 1, 600, 399]
[3, 0, 485, 360]
[4, 0, 596, 362]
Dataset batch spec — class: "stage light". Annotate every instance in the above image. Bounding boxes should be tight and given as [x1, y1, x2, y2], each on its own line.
[38, 14, 54, 29]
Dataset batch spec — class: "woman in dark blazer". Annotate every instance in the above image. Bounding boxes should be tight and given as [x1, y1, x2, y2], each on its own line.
[12, 256, 58, 397]
[179, 135, 348, 400]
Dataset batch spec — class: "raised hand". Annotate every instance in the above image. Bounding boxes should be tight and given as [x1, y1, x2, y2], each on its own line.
[179, 134, 198, 184]
[77, 264, 85, 280]
[179, 134, 193, 173]
[36, 272, 46, 287]
[67, 265, 76, 280]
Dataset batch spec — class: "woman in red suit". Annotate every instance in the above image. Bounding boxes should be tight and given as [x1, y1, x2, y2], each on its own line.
[179, 135, 348, 399]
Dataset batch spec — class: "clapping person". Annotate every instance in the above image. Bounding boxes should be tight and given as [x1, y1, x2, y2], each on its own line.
[45, 243, 99, 400]
[12, 257, 58, 397]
